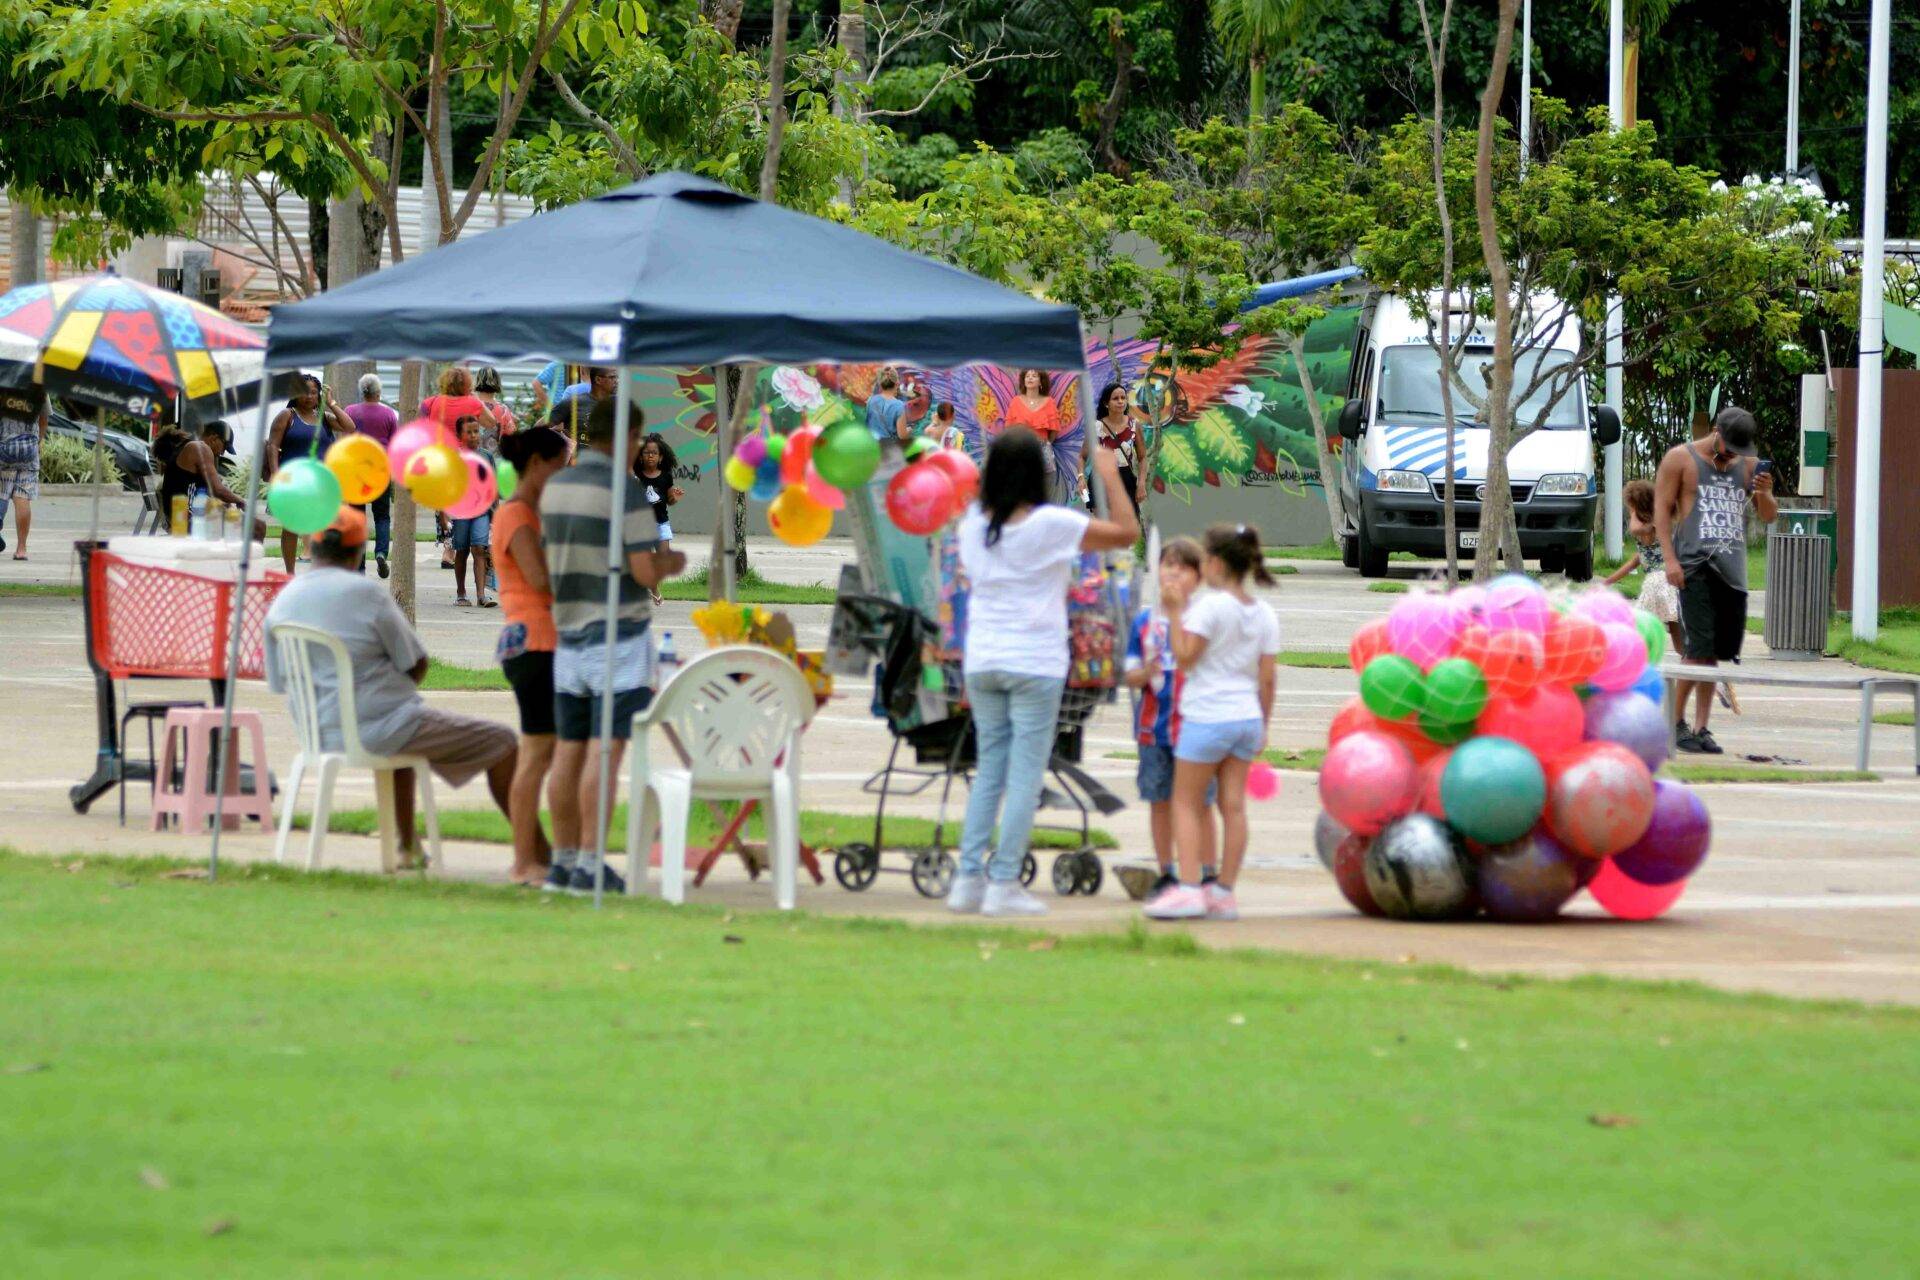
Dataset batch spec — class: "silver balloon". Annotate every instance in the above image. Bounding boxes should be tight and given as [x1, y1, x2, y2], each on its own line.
[1363, 814, 1475, 921]
[1313, 810, 1351, 871]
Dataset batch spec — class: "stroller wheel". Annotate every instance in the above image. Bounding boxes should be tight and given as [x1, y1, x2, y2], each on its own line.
[1051, 854, 1080, 897]
[833, 843, 880, 892]
[910, 849, 955, 899]
[1020, 853, 1038, 888]
[1076, 853, 1104, 897]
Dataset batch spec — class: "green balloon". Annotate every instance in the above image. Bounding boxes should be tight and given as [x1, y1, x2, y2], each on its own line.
[1422, 657, 1489, 726]
[813, 422, 880, 490]
[1634, 608, 1667, 666]
[904, 437, 936, 461]
[267, 458, 343, 536]
[1419, 711, 1475, 746]
[1360, 654, 1427, 721]
[764, 433, 787, 462]
[495, 458, 519, 501]
[1440, 735, 1546, 844]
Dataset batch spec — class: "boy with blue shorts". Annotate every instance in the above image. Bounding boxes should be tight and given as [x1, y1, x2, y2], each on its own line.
[1123, 538, 1212, 898]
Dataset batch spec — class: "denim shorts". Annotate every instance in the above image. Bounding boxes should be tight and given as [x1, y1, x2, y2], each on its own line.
[1174, 718, 1264, 765]
[451, 511, 492, 550]
[1137, 742, 1220, 803]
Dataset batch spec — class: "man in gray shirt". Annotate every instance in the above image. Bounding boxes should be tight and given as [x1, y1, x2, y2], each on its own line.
[265, 509, 535, 869]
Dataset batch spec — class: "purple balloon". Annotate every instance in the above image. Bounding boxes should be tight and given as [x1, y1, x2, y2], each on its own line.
[1484, 574, 1551, 636]
[1612, 780, 1711, 885]
[1474, 827, 1585, 922]
[1582, 690, 1671, 772]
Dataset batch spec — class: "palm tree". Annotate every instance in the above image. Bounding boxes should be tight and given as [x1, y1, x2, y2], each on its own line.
[1210, 0, 1314, 119]
[1594, 0, 1677, 126]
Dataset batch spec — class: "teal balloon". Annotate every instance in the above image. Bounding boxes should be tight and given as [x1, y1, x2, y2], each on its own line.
[496, 458, 519, 501]
[267, 458, 343, 535]
[1359, 654, 1426, 721]
[750, 456, 784, 501]
[1441, 735, 1546, 845]
[813, 422, 880, 490]
[1634, 608, 1667, 666]
[1423, 657, 1488, 726]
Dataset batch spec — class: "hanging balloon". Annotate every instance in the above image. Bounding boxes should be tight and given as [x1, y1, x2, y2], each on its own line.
[764, 433, 788, 463]
[922, 449, 981, 508]
[781, 427, 820, 487]
[812, 422, 881, 490]
[388, 418, 449, 484]
[903, 437, 937, 462]
[446, 450, 498, 520]
[884, 462, 957, 536]
[1545, 740, 1657, 859]
[267, 458, 344, 536]
[750, 456, 785, 502]
[495, 457, 519, 502]
[733, 433, 769, 469]
[1348, 617, 1393, 674]
[767, 484, 833, 547]
[324, 435, 390, 504]
[802, 462, 847, 511]
[724, 456, 758, 493]
[1440, 735, 1547, 846]
[402, 443, 470, 511]
[1359, 654, 1427, 721]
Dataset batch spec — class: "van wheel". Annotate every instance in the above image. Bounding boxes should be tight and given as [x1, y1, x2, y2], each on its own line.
[1340, 532, 1359, 569]
[1565, 545, 1595, 582]
[1356, 517, 1388, 578]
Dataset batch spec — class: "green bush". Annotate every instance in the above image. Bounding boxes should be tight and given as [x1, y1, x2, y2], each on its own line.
[37, 432, 122, 487]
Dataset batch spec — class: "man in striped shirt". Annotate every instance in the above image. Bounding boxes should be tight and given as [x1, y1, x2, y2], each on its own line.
[539, 396, 687, 894]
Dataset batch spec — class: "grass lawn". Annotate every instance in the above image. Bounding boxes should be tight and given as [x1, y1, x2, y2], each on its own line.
[2, 850, 1917, 1278]
[1595, 544, 1768, 601]
[1744, 607, 1920, 676]
[1367, 581, 1409, 594]
[298, 803, 1117, 852]
[0, 582, 81, 598]
[1266, 538, 1417, 563]
[660, 566, 837, 606]
[1276, 649, 1350, 669]
[1875, 708, 1915, 726]
[419, 659, 510, 692]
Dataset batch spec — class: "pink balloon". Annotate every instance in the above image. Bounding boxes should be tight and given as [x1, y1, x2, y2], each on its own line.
[1477, 683, 1584, 763]
[885, 462, 957, 535]
[1587, 857, 1688, 921]
[1591, 622, 1649, 692]
[1387, 592, 1462, 669]
[1246, 760, 1280, 801]
[803, 462, 846, 510]
[1483, 575, 1552, 636]
[1573, 587, 1636, 629]
[1452, 584, 1488, 620]
[1317, 730, 1417, 836]
[389, 418, 452, 483]
[734, 433, 768, 468]
[445, 449, 498, 519]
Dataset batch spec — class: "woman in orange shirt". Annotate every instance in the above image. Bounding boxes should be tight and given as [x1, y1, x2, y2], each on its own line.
[1002, 368, 1061, 436]
[493, 426, 570, 886]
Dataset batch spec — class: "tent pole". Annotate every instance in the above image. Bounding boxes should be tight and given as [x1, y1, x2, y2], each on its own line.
[1081, 362, 1107, 522]
[208, 381, 277, 880]
[88, 404, 105, 544]
[591, 366, 636, 909]
[708, 364, 733, 604]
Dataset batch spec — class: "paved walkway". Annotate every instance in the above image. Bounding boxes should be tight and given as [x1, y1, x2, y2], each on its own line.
[6, 494, 1917, 1006]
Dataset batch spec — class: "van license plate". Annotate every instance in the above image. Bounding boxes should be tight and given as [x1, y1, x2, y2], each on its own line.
[1459, 532, 1479, 550]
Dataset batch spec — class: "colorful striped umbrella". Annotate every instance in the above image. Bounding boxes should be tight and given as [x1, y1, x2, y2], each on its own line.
[0, 271, 272, 420]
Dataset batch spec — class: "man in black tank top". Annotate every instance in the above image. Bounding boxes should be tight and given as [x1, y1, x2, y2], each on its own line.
[1653, 406, 1778, 754]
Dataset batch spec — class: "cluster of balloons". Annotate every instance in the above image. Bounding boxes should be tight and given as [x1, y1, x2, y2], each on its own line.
[265, 418, 506, 537]
[1316, 575, 1710, 923]
[885, 438, 979, 536]
[723, 416, 980, 543]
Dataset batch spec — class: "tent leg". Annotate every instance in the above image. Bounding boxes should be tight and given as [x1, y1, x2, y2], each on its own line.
[708, 364, 732, 604]
[591, 366, 637, 910]
[208, 382, 278, 880]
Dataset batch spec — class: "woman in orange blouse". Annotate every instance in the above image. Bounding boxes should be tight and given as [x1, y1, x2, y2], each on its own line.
[1002, 368, 1061, 437]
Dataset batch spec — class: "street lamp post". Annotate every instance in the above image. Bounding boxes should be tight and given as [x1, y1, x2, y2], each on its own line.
[1786, 0, 1802, 172]
[1851, 0, 1891, 643]
[1603, 0, 1625, 561]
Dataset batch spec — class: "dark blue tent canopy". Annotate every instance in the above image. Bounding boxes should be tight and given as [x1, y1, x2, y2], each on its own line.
[266, 172, 1086, 371]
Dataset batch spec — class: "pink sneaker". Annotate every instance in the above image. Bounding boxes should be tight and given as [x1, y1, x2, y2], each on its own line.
[1143, 883, 1207, 921]
[1203, 883, 1239, 921]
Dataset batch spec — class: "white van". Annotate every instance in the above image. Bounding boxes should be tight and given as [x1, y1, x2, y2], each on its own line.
[1333, 292, 1619, 580]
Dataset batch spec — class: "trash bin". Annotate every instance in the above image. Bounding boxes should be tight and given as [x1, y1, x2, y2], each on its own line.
[1763, 515, 1832, 661]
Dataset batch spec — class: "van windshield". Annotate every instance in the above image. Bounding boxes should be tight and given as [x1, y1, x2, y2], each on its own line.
[1377, 344, 1585, 429]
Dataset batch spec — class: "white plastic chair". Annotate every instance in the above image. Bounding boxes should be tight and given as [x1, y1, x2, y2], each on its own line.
[628, 645, 817, 910]
[270, 622, 443, 874]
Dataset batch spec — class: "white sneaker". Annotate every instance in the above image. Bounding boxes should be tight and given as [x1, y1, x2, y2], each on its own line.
[1203, 883, 1240, 921]
[981, 881, 1049, 918]
[946, 873, 988, 914]
[1143, 883, 1207, 920]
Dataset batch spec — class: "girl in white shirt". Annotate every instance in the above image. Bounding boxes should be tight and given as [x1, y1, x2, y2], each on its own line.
[948, 427, 1139, 918]
[1145, 523, 1280, 922]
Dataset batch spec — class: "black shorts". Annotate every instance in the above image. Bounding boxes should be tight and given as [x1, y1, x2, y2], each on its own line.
[555, 685, 653, 742]
[502, 650, 556, 736]
[1678, 568, 1747, 663]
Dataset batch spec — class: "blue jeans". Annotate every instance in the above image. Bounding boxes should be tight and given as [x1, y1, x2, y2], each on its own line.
[958, 671, 1064, 883]
[355, 492, 392, 558]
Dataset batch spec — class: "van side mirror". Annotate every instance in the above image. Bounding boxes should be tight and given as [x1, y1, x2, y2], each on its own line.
[1590, 404, 1622, 447]
[1338, 399, 1365, 442]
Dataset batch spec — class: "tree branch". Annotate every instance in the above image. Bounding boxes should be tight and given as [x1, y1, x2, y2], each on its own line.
[452, 0, 581, 234]
[550, 69, 645, 179]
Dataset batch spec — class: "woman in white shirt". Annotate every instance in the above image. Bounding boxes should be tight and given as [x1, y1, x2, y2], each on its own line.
[949, 427, 1139, 917]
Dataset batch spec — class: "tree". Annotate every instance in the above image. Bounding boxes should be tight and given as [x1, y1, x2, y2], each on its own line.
[1209, 0, 1315, 119]
[1157, 107, 1371, 537]
[1414, 0, 1464, 583]
[1363, 95, 1840, 579]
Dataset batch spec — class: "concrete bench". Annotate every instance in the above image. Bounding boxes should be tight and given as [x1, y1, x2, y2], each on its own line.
[1658, 661, 1920, 775]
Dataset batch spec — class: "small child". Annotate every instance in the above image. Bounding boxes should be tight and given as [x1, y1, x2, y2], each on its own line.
[1145, 523, 1281, 923]
[636, 432, 683, 605]
[1123, 538, 1207, 898]
[930, 402, 965, 452]
[449, 415, 496, 608]
[1606, 478, 1737, 716]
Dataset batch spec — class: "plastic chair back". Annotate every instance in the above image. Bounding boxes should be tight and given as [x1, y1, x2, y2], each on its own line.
[271, 622, 370, 760]
[650, 645, 815, 788]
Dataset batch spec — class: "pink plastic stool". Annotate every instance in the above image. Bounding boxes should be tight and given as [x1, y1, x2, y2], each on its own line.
[151, 707, 274, 834]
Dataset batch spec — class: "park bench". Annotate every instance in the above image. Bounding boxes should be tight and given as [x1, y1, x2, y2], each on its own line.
[1658, 661, 1920, 775]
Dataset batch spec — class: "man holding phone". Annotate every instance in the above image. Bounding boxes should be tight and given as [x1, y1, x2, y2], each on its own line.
[1654, 405, 1778, 753]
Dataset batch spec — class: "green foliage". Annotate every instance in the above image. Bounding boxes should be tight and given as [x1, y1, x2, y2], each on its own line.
[38, 432, 122, 487]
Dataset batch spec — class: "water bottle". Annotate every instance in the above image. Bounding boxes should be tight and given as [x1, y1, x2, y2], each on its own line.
[656, 631, 679, 684]
[188, 485, 209, 540]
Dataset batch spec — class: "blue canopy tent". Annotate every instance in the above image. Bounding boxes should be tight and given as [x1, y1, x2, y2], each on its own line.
[209, 173, 1092, 900]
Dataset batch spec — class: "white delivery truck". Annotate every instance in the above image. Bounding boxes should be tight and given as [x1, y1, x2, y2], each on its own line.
[1332, 292, 1620, 580]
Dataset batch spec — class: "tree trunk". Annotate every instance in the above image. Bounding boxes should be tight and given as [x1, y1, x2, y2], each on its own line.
[358, 128, 392, 270]
[392, 361, 426, 621]
[701, 0, 745, 41]
[1470, 0, 1521, 582]
[759, 0, 792, 204]
[1417, 0, 1461, 585]
[835, 0, 869, 203]
[1289, 334, 1345, 536]
[1134, 346, 1175, 534]
[307, 196, 329, 292]
[1249, 56, 1267, 120]
[417, 86, 452, 254]
[1093, 12, 1136, 177]
[8, 192, 42, 287]
[324, 191, 376, 409]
